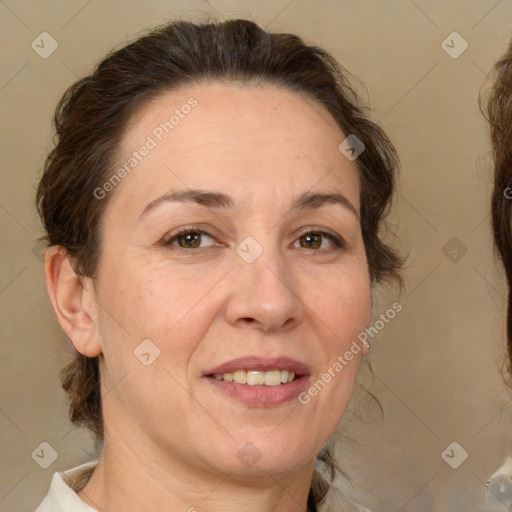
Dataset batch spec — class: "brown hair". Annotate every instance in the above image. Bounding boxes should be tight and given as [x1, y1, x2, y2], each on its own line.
[36, 18, 402, 510]
[488, 40, 512, 383]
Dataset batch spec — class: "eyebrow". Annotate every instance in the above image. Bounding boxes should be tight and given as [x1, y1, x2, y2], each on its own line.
[140, 188, 359, 219]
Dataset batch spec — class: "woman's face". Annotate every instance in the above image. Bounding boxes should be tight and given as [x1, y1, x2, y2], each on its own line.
[90, 82, 371, 477]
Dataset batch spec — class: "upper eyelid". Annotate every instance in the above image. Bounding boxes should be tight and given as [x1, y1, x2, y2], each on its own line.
[163, 227, 215, 243]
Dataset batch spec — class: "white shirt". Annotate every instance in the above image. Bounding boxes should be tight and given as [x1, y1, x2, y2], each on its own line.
[34, 461, 98, 512]
[34, 460, 372, 512]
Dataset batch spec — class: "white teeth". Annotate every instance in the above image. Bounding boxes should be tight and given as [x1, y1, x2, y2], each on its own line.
[264, 370, 281, 386]
[247, 371, 265, 386]
[233, 370, 247, 384]
[212, 369, 297, 386]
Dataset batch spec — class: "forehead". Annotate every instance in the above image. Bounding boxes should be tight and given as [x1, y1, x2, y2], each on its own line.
[110, 82, 360, 214]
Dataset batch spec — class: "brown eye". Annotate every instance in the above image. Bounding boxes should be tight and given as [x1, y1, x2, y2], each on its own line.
[299, 233, 322, 249]
[175, 232, 202, 248]
[294, 230, 344, 251]
[164, 230, 216, 249]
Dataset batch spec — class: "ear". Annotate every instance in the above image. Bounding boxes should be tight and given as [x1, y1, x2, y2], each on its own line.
[44, 246, 102, 357]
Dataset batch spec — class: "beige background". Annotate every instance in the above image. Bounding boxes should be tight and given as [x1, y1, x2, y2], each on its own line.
[1, 0, 512, 510]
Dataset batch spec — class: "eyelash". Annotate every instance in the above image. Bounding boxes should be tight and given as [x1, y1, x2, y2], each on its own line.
[162, 227, 345, 253]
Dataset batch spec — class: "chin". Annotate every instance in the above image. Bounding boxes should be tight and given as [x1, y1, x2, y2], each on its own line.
[206, 431, 318, 478]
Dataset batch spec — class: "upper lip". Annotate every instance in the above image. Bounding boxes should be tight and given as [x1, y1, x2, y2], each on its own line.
[204, 356, 310, 377]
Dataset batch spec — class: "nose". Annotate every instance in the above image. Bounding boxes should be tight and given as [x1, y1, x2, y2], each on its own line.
[224, 242, 304, 333]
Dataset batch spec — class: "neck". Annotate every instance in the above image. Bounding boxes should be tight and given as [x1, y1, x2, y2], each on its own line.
[78, 427, 316, 512]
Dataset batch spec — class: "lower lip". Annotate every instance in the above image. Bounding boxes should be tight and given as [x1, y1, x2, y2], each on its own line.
[204, 375, 309, 407]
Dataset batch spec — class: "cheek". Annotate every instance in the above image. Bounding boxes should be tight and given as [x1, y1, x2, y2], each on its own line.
[98, 262, 202, 334]
[94, 261, 223, 373]
[296, 271, 371, 444]
[310, 264, 371, 340]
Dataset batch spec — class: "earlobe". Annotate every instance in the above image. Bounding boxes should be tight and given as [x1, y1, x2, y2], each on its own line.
[44, 246, 102, 357]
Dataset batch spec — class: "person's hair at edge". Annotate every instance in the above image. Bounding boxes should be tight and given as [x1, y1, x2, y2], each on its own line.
[487, 40, 512, 385]
[35, 17, 403, 511]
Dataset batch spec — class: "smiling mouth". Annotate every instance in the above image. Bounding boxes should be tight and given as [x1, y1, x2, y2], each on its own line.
[207, 369, 298, 386]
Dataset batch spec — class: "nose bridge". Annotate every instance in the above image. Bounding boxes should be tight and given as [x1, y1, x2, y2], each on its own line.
[225, 230, 303, 332]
